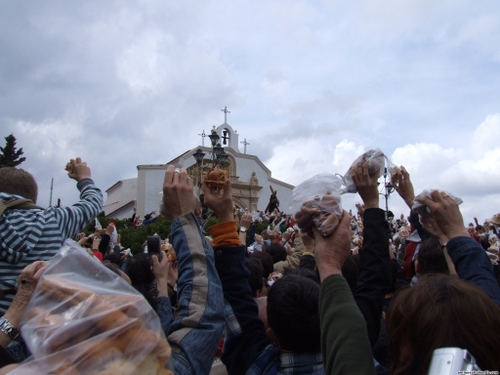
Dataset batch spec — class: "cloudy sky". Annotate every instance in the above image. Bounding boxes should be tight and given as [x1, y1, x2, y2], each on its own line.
[1, 0, 499, 223]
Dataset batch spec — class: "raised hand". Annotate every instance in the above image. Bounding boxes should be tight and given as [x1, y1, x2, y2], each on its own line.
[312, 210, 352, 282]
[351, 161, 380, 209]
[161, 165, 196, 220]
[239, 211, 253, 230]
[202, 179, 233, 223]
[67, 157, 92, 181]
[416, 190, 470, 240]
[391, 166, 415, 209]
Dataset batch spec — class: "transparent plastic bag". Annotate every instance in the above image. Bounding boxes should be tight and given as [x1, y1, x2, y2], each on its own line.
[412, 189, 463, 218]
[290, 173, 344, 237]
[11, 240, 173, 375]
[340, 148, 397, 194]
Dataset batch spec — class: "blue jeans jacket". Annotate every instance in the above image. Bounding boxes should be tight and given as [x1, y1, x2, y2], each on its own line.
[446, 236, 500, 306]
[161, 212, 225, 375]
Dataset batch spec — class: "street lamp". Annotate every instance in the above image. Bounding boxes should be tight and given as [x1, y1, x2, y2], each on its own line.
[213, 143, 224, 160]
[192, 148, 206, 190]
[218, 150, 229, 165]
[208, 128, 220, 147]
[192, 128, 229, 171]
[196, 128, 229, 168]
[381, 167, 394, 219]
[193, 148, 205, 165]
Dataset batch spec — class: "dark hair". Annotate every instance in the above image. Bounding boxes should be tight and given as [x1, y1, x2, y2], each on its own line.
[0, 167, 38, 203]
[267, 274, 321, 353]
[387, 275, 500, 374]
[249, 251, 274, 279]
[245, 257, 265, 298]
[104, 253, 121, 266]
[266, 243, 287, 264]
[285, 267, 320, 284]
[417, 236, 449, 275]
[125, 253, 157, 310]
[103, 261, 122, 277]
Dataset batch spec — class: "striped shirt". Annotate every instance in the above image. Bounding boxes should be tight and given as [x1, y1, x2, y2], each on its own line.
[0, 179, 103, 314]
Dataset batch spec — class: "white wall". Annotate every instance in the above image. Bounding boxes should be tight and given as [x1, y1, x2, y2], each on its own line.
[103, 178, 138, 217]
[144, 168, 166, 216]
[235, 156, 294, 213]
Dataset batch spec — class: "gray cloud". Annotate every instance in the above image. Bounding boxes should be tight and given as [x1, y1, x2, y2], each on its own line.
[1, 0, 500, 221]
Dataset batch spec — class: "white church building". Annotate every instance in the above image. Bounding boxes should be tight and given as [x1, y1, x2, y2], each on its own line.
[103, 118, 295, 220]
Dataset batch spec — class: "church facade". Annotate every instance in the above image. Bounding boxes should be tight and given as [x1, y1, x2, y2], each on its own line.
[103, 121, 295, 220]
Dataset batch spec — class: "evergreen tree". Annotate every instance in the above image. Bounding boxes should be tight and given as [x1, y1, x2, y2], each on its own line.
[0, 134, 26, 168]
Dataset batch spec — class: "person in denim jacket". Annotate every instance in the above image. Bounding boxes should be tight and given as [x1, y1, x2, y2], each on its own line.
[417, 190, 500, 306]
[159, 165, 225, 375]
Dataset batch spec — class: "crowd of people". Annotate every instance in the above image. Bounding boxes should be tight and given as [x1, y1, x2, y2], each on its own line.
[0, 158, 499, 374]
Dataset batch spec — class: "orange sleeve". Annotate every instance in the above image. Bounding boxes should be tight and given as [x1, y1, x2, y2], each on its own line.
[207, 221, 241, 248]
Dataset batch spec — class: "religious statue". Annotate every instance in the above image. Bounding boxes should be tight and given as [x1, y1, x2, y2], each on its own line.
[265, 185, 280, 213]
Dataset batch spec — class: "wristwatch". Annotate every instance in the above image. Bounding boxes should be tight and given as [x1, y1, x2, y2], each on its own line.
[239, 227, 247, 233]
[0, 317, 20, 340]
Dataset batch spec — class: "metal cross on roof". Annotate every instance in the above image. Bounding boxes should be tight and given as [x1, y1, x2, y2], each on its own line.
[198, 130, 206, 146]
[221, 106, 231, 123]
[240, 138, 250, 154]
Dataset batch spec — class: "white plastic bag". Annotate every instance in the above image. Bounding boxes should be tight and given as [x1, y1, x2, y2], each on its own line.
[340, 148, 397, 194]
[290, 174, 344, 237]
[11, 240, 173, 375]
[412, 189, 463, 218]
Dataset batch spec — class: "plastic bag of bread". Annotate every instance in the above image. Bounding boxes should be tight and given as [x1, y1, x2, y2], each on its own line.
[290, 174, 344, 238]
[9, 240, 173, 375]
[412, 189, 463, 218]
[340, 148, 397, 194]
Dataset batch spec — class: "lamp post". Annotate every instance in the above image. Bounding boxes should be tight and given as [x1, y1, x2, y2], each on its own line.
[192, 127, 229, 181]
[192, 148, 206, 189]
[192, 128, 230, 193]
[201, 128, 229, 168]
[381, 167, 394, 220]
[193, 148, 205, 165]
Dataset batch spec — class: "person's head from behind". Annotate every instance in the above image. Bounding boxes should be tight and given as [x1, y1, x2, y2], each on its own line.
[245, 257, 267, 298]
[125, 253, 157, 309]
[103, 261, 132, 284]
[0, 167, 38, 203]
[416, 236, 449, 276]
[266, 274, 320, 353]
[285, 267, 320, 285]
[386, 274, 500, 374]
[266, 243, 287, 264]
[248, 251, 274, 279]
[268, 229, 279, 241]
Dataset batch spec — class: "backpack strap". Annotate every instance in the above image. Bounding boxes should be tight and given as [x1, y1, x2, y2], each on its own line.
[0, 198, 44, 216]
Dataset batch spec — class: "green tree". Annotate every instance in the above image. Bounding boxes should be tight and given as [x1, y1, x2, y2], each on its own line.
[0, 134, 26, 168]
[82, 215, 172, 254]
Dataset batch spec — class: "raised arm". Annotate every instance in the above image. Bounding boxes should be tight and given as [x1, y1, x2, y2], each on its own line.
[239, 211, 252, 245]
[391, 166, 415, 209]
[161, 165, 225, 375]
[352, 162, 393, 347]
[313, 211, 376, 375]
[98, 224, 114, 255]
[417, 191, 500, 306]
[204, 179, 269, 375]
[56, 157, 103, 238]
